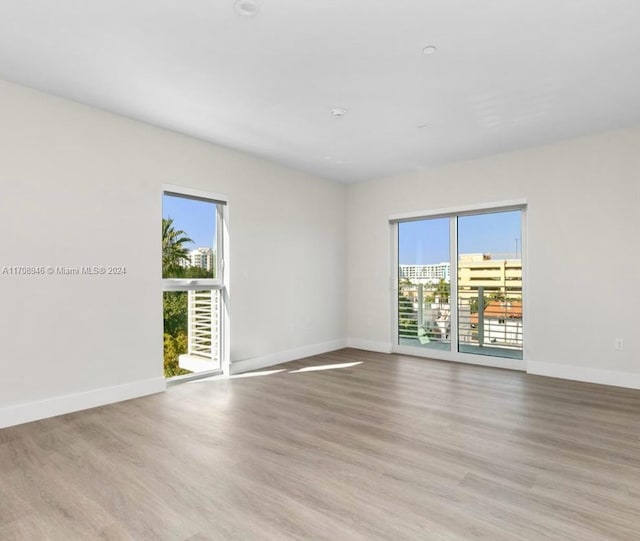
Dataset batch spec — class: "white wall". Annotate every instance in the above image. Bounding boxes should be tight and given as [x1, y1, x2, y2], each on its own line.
[347, 126, 640, 386]
[0, 80, 347, 427]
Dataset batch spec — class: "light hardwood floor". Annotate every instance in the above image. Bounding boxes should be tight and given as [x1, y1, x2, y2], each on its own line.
[2, 349, 640, 540]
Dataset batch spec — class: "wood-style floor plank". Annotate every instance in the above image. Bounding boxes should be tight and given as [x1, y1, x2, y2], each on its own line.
[2, 348, 640, 540]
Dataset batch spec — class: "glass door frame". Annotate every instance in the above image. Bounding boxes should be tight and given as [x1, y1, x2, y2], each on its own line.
[390, 199, 527, 371]
[162, 184, 230, 383]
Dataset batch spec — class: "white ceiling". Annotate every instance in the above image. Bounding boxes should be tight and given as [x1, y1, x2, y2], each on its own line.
[1, 1, 639, 182]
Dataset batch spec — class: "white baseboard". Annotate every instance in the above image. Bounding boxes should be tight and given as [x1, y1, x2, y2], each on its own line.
[527, 361, 640, 390]
[347, 338, 392, 354]
[229, 339, 348, 375]
[0, 377, 166, 429]
[392, 345, 526, 371]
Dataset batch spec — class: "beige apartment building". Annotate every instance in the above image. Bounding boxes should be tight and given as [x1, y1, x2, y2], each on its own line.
[458, 253, 522, 301]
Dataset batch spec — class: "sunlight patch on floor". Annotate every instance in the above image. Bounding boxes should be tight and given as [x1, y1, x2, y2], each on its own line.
[288, 362, 363, 374]
[229, 369, 287, 379]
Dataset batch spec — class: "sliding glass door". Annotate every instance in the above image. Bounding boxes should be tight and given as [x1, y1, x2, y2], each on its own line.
[395, 206, 524, 363]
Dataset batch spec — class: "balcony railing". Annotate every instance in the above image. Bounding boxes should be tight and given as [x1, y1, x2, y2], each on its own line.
[399, 283, 522, 352]
[179, 289, 221, 373]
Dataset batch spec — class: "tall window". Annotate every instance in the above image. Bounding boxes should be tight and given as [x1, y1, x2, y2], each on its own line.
[162, 188, 227, 380]
[395, 205, 524, 362]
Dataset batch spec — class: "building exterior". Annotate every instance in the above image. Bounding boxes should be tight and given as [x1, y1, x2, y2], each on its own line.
[189, 248, 214, 272]
[399, 254, 521, 295]
[468, 301, 523, 347]
[399, 263, 450, 284]
[457, 253, 522, 301]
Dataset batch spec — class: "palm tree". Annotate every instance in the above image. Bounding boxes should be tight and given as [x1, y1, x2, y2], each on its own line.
[162, 218, 193, 275]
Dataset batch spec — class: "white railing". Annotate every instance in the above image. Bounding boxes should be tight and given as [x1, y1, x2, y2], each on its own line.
[399, 283, 522, 351]
[186, 290, 220, 363]
[398, 287, 450, 344]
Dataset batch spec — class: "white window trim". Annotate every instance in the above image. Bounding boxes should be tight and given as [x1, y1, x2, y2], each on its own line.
[163, 183, 228, 205]
[162, 279, 223, 292]
[388, 198, 527, 223]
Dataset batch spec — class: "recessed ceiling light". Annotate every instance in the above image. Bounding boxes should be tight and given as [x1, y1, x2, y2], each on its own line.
[332, 107, 347, 118]
[234, 0, 259, 17]
[423, 45, 437, 55]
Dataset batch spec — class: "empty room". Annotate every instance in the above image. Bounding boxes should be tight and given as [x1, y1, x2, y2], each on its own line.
[1, 1, 639, 539]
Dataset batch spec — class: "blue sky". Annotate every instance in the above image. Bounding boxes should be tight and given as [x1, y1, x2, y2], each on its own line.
[163, 194, 216, 249]
[399, 210, 521, 265]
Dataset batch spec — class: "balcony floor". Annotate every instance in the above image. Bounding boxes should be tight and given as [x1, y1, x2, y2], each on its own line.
[178, 353, 221, 374]
[399, 337, 523, 360]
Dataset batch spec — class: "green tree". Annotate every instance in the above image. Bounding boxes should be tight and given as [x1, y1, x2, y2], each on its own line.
[468, 290, 507, 313]
[490, 290, 506, 302]
[469, 295, 488, 314]
[163, 291, 188, 336]
[166, 264, 214, 280]
[163, 291, 191, 377]
[185, 265, 214, 279]
[162, 217, 193, 276]
[435, 279, 450, 302]
[161, 217, 193, 378]
[426, 279, 450, 303]
[163, 331, 190, 377]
